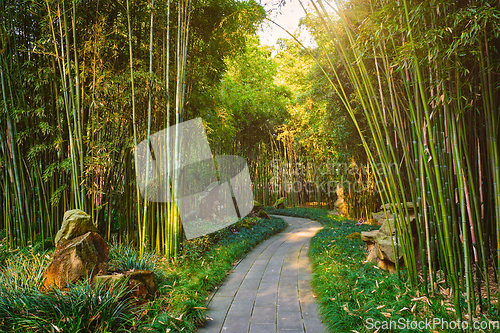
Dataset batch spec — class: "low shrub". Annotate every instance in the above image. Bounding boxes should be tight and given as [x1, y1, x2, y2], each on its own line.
[109, 244, 158, 272]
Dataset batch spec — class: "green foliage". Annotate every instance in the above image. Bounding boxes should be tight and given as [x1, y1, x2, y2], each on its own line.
[275, 37, 360, 164]
[0, 0, 266, 253]
[141, 216, 288, 331]
[109, 244, 158, 272]
[303, 0, 500, 318]
[206, 35, 291, 157]
[0, 239, 9, 268]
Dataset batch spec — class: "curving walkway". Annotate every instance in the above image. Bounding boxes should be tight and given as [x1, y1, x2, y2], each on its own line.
[198, 215, 327, 333]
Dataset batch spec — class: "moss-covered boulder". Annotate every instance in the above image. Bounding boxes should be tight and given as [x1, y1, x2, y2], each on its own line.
[273, 197, 286, 209]
[43, 209, 108, 289]
[96, 270, 156, 301]
[246, 201, 270, 219]
[43, 231, 109, 289]
[258, 209, 270, 219]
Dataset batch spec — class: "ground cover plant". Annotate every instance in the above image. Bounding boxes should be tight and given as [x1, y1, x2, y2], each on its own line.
[0, 216, 286, 332]
[267, 207, 500, 333]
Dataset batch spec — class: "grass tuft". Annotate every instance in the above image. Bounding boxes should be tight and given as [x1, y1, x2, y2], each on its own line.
[109, 244, 158, 272]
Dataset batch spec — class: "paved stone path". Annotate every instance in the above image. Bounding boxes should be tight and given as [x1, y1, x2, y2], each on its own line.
[198, 215, 327, 333]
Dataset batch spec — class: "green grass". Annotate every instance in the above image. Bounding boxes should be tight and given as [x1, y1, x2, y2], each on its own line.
[267, 207, 499, 333]
[0, 216, 287, 332]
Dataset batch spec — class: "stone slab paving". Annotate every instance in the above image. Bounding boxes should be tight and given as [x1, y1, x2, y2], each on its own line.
[198, 215, 327, 333]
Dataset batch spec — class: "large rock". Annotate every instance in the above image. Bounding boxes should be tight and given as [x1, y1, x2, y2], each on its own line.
[361, 230, 378, 243]
[184, 183, 223, 221]
[361, 214, 419, 272]
[334, 186, 345, 213]
[43, 231, 109, 289]
[55, 209, 98, 246]
[379, 202, 416, 213]
[371, 211, 393, 225]
[379, 218, 396, 236]
[96, 270, 156, 301]
[334, 198, 344, 210]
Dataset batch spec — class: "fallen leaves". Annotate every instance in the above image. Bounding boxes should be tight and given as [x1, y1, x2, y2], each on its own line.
[411, 296, 432, 306]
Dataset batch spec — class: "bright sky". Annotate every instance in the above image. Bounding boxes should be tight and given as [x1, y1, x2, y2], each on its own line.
[258, 0, 315, 47]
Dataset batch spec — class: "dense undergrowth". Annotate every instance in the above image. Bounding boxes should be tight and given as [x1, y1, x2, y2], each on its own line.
[267, 207, 500, 333]
[0, 216, 287, 332]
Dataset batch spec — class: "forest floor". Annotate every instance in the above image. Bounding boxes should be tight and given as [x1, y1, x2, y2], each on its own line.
[0, 216, 287, 332]
[266, 207, 500, 333]
[1, 209, 499, 332]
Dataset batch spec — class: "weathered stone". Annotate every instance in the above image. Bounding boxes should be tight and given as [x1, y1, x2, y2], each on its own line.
[43, 231, 109, 289]
[334, 198, 344, 209]
[197, 185, 221, 220]
[95, 273, 123, 286]
[374, 233, 403, 263]
[54, 209, 98, 246]
[346, 232, 361, 241]
[127, 270, 156, 295]
[253, 200, 261, 209]
[335, 186, 346, 214]
[365, 247, 377, 263]
[371, 211, 393, 224]
[379, 218, 396, 236]
[258, 210, 270, 219]
[96, 270, 156, 299]
[377, 258, 396, 273]
[362, 205, 421, 272]
[246, 201, 270, 219]
[361, 230, 378, 243]
[372, 211, 384, 220]
[379, 202, 416, 213]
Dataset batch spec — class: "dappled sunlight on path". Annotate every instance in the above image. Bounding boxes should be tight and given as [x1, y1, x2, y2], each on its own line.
[198, 215, 327, 333]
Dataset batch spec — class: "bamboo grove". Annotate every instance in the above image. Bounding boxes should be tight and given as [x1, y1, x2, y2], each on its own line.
[2, 0, 500, 321]
[0, 0, 264, 257]
[308, 0, 500, 319]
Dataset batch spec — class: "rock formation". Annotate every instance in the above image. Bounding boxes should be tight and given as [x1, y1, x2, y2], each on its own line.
[361, 202, 419, 273]
[43, 209, 109, 289]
